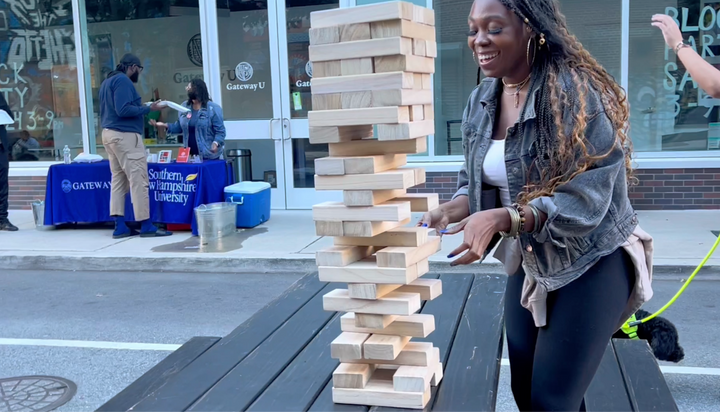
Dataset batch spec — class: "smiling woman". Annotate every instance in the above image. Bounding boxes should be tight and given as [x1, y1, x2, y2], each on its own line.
[419, 0, 654, 411]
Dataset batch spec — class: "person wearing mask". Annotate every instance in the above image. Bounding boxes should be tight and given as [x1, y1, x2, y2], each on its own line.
[151, 79, 226, 160]
[652, 13, 720, 98]
[0, 93, 18, 231]
[100, 53, 171, 239]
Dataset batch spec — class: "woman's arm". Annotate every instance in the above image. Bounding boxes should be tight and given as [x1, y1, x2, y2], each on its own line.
[653, 14, 720, 97]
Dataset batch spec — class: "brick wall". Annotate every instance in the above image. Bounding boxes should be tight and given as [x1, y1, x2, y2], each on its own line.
[8, 176, 47, 210]
[409, 169, 720, 210]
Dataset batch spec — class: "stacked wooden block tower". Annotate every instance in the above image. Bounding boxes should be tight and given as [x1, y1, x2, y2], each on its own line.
[308, 1, 442, 409]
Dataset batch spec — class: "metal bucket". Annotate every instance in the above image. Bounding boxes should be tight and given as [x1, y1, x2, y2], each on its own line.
[31, 200, 54, 231]
[194, 202, 237, 243]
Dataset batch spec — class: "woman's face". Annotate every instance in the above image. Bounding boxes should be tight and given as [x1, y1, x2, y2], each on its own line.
[467, 0, 530, 79]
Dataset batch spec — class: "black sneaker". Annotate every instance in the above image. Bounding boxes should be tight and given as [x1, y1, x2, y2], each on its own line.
[0, 220, 19, 231]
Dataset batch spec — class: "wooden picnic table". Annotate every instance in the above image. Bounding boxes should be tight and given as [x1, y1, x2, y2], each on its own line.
[97, 271, 678, 412]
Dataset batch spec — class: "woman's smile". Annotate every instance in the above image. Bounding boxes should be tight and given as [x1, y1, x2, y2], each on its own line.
[477, 51, 500, 66]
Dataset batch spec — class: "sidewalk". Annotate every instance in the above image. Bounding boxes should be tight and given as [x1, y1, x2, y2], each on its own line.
[2, 209, 719, 275]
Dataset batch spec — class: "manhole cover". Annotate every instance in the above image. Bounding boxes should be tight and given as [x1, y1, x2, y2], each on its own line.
[0, 376, 76, 412]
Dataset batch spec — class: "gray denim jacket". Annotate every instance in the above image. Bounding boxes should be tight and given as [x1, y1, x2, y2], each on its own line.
[167, 100, 226, 160]
[453, 75, 639, 293]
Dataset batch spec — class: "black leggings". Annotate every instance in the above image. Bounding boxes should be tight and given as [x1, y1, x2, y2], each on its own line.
[505, 247, 634, 412]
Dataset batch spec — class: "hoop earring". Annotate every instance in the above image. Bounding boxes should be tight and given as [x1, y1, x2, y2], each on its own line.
[526, 37, 536, 67]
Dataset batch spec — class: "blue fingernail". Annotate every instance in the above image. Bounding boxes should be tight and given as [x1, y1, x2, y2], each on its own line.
[447, 254, 455, 258]
[440, 230, 448, 234]
[422, 224, 428, 227]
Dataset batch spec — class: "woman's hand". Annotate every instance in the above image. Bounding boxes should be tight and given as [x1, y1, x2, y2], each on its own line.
[149, 119, 167, 129]
[417, 208, 450, 234]
[211, 142, 219, 153]
[652, 14, 683, 49]
[443, 208, 508, 266]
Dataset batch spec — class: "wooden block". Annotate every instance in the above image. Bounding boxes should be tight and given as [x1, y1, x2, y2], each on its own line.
[342, 342, 436, 367]
[410, 105, 424, 121]
[334, 227, 430, 247]
[355, 313, 398, 329]
[348, 284, 401, 300]
[411, 167, 426, 185]
[315, 220, 343, 236]
[343, 189, 407, 207]
[328, 137, 427, 157]
[340, 23, 371, 42]
[377, 120, 434, 141]
[341, 313, 435, 338]
[311, 93, 342, 111]
[421, 74, 432, 89]
[374, 55, 434, 74]
[431, 356, 442, 386]
[345, 154, 407, 175]
[313, 60, 341, 78]
[425, 40, 437, 57]
[315, 157, 345, 175]
[309, 37, 412, 62]
[309, 26, 340, 45]
[332, 377, 430, 409]
[322, 289, 421, 316]
[424, 104, 434, 120]
[311, 1, 414, 28]
[331, 332, 369, 360]
[308, 106, 410, 127]
[312, 201, 411, 222]
[393, 193, 439, 212]
[341, 58, 374, 75]
[316, 245, 378, 267]
[343, 218, 410, 237]
[396, 278, 442, 300]
[370, 19, 436, 42]
[311, 71, 414, 95]
[376, 236, 441, 268]
[372, 89, 432, 107]
[393, 365, 433, 392]
[418, 5, 435, 25]
[315, 169, 416, 191]
[412, 39, 427, 56]
[364, 334, 412, 361]
[309, 125, 373, 144]
[341, 91, 372, 108]
[318, 256, 426, 284]
[333, 363, 375, 389]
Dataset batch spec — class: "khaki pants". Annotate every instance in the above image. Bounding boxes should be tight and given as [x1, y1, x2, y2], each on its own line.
[102, 129, 150, 221]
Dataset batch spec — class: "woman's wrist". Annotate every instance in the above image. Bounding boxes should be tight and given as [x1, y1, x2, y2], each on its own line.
[441, 196, 470, 223]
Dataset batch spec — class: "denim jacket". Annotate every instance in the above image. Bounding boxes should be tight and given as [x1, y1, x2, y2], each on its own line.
[167, 100, 226, 160]
[454, 75, 639, 294]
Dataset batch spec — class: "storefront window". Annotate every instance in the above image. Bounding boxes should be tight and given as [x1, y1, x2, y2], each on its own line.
[0, 0, 81, 163]
[629, 1, 720, 152]
[216, 0, 274, 121]
[82, 0, 204, 159]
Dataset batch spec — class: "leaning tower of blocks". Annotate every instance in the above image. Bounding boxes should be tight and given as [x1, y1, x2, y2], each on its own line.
[308, 1, 442, 409]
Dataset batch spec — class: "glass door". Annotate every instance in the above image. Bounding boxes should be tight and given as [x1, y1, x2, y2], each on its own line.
[276, 0, 344, 209]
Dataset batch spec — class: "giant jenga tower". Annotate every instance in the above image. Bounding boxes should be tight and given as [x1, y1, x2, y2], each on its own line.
[307, 2, 442, 409]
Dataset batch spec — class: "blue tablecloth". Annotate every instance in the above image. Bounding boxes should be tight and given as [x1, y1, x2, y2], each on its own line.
[44, 160, 231, 235]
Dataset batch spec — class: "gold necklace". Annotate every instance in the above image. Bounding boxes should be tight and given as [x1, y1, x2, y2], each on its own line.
[502, 74, 531, 108]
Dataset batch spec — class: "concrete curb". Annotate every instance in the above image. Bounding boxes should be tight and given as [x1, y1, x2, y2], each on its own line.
[3, 255, 720, 279]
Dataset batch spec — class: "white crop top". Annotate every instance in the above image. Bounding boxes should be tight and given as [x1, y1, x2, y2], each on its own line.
[482, 139, 512, 207]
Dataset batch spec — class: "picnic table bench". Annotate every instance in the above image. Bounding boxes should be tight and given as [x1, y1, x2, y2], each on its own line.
[97, 271, 678, 412]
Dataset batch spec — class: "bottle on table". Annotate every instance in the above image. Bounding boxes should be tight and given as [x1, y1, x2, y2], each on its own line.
[63, 145, 71, 164]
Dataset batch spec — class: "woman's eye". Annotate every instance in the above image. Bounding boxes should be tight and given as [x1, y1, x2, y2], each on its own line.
[466, 29, 478, 37]
[488, 27, 502, 35]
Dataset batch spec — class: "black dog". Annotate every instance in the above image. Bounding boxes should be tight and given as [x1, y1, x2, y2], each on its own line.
[613, 309, 685, 363]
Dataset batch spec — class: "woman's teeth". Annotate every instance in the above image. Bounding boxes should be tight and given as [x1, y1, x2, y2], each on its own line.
[479, 52, 499, 63]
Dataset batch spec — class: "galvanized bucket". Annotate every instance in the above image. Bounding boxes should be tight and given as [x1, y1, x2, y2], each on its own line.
[31, 200, 55, 231]
[194, 202, 237, 243]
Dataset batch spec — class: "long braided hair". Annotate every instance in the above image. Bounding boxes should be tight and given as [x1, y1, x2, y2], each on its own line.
[496, 0, 636, 204]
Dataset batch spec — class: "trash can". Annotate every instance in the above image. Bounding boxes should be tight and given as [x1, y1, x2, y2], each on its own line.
[31, 200, 54, 231]
[226, 149, 253, 182]
[194, 202, 237, 243]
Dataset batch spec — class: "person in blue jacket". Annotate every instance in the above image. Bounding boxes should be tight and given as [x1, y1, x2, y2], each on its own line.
[152, 79, 226, 160]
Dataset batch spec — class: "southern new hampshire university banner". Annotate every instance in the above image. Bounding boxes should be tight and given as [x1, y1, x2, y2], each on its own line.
[44, 160, 230, 235]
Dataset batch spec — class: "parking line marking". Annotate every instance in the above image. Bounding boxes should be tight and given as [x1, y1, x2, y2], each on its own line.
[2, 338, 719, 376]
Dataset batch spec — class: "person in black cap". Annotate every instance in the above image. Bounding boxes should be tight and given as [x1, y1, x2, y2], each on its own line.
[99, 53, 171, 238]
[0, 92, 18, 231]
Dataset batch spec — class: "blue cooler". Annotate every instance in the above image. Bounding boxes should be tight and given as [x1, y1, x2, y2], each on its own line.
[224, 182, 271, 228]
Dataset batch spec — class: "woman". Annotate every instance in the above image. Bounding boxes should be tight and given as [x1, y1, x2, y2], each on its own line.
[419, 0, 653, 410]
[152, 78, 226, 160]
[652, 13, 720, 97]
